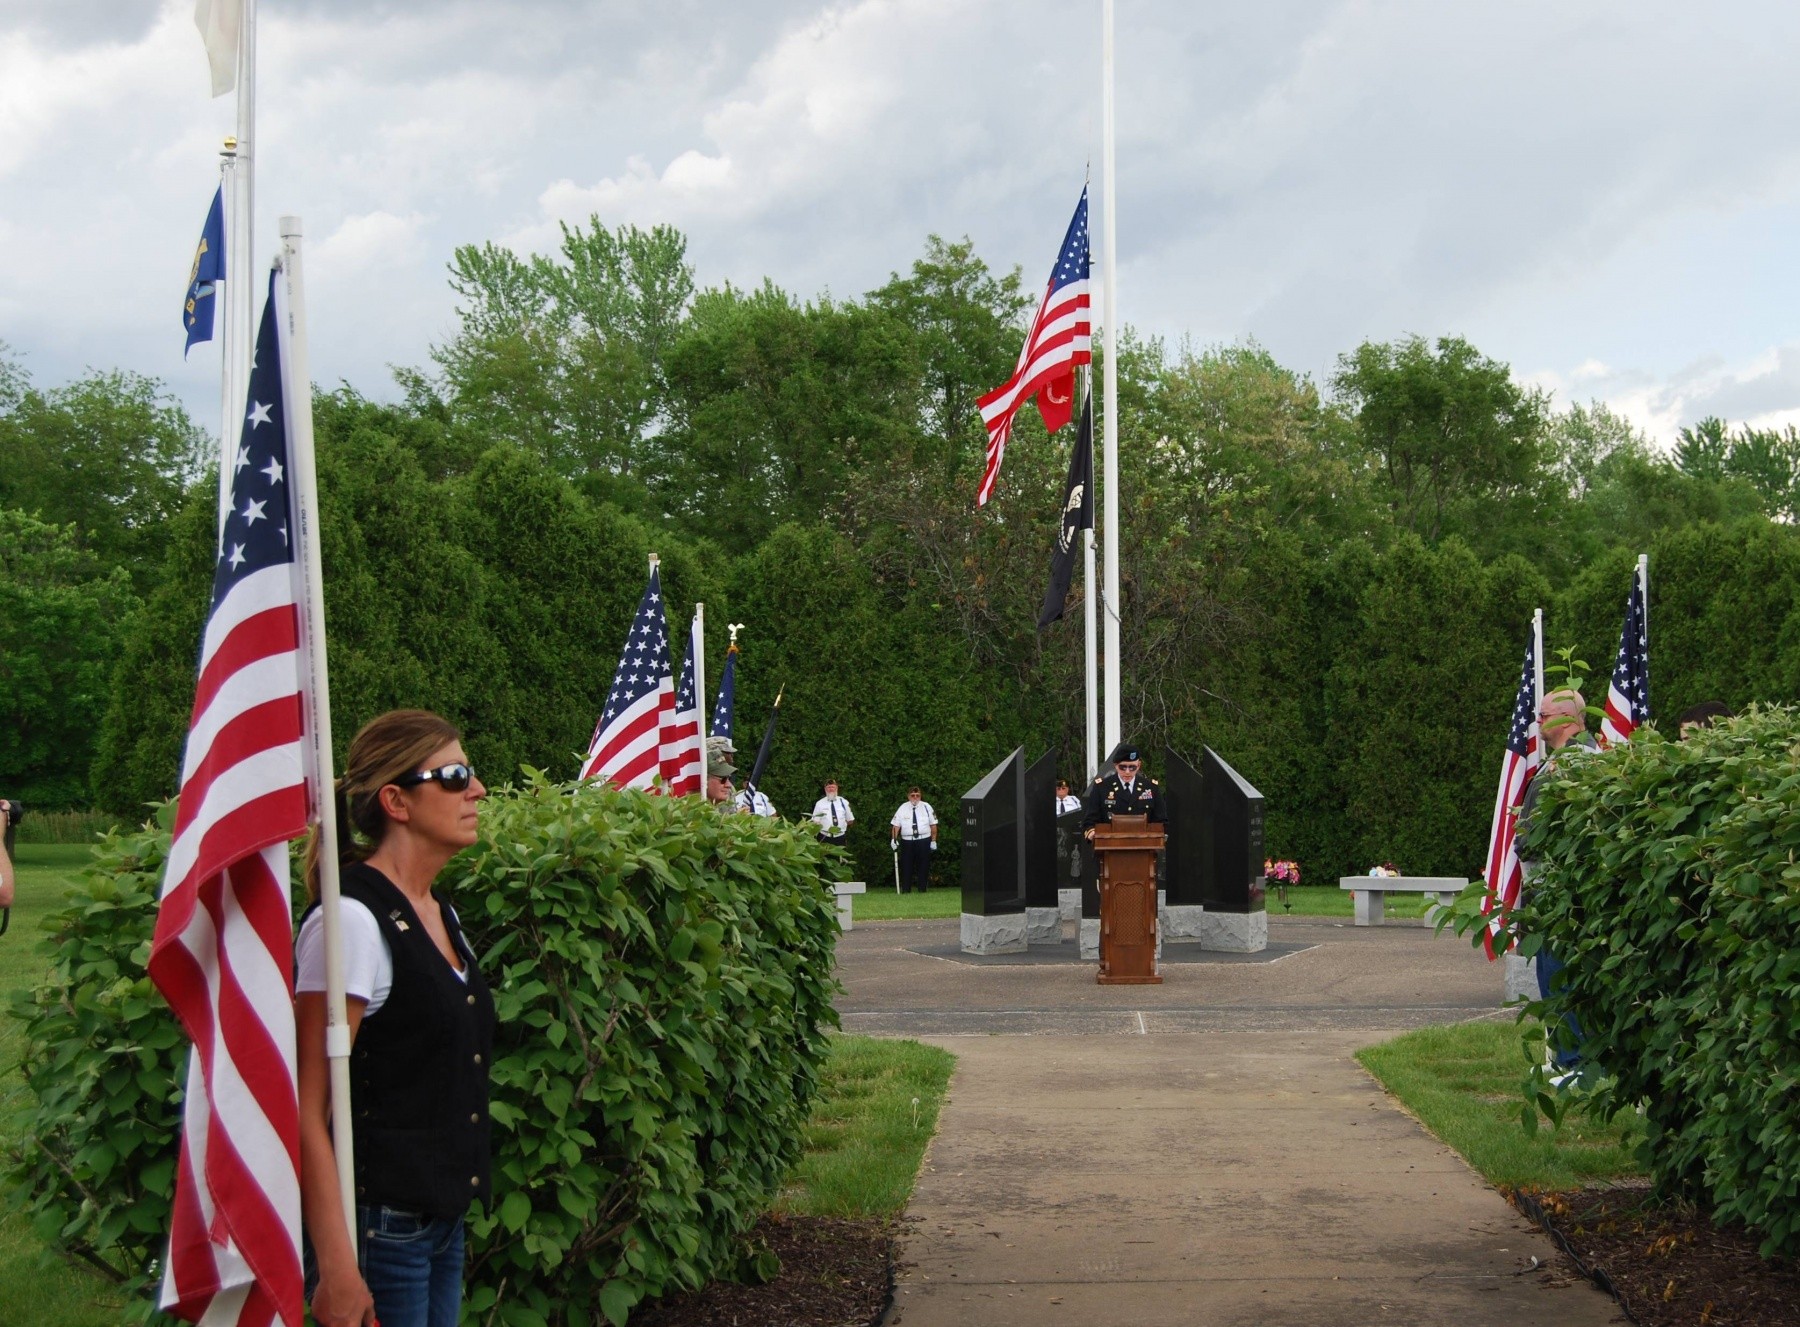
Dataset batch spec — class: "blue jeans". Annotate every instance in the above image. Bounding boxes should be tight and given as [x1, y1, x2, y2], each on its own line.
[1534, 947, 1584, 1070]
[360, 1205, 465, 1327]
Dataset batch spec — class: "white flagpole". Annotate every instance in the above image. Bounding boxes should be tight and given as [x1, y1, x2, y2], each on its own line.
[1100, 0, 1122, 759]
[1532, 607, 1546, 714]
[217, 0, 257, 545]
[278, 216, 356, 1245]
[1637, 552, 1650, 693]
[693, 603, 707, 790]
[1082, 367, 1099, 780]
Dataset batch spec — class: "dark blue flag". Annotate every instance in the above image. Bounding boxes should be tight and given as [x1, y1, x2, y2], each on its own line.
[184, 187, 226, 357]
[711, 644, 737, 744]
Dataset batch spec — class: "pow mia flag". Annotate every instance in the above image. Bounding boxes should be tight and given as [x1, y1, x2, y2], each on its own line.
[1037, 388, 1095, 630]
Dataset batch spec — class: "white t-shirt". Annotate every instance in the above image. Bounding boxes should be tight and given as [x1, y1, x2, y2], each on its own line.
[295, 896, 467, 1019]
[735, 789, 777, 817]
[811, 796, 854, 833]
[891, 800, 938, 839]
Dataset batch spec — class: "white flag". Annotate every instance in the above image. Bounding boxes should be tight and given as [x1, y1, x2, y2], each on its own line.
[194, 0, 242, 97]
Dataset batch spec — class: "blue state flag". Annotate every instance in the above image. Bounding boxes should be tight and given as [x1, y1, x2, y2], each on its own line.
[183, 187, 226, 356]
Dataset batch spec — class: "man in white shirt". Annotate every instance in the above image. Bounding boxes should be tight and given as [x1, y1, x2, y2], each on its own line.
[889, 786, 938, 893]
[1055, 779, 1083, 817]
[810, 780, 853, 847]
[735, 786, 777, 817]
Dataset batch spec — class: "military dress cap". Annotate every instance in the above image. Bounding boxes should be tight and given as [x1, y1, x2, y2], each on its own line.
[1109, 741, 1142, 764]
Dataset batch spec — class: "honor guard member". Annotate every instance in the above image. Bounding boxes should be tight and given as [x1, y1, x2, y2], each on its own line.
[889, 786, 938, 893]
[735, 786, 777, 817]
[811, 779, 854, 847]
[1054, 779, 1083, 817]
[1082, 742, 1166, 839]
[705, 739, 737, 809]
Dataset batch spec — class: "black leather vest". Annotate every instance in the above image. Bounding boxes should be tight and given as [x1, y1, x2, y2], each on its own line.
[317, 863, 497, 1219]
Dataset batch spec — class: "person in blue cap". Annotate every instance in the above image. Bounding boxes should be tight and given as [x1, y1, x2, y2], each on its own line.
[1082, 741, 1166, 837]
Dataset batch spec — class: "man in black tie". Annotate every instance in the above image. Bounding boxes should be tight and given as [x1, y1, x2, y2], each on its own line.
[1083, 742, 1166, 837]
[888, 786, 938, 893]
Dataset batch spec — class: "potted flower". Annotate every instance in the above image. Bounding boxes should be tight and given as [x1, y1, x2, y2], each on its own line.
[1264, 858, 1301, 911]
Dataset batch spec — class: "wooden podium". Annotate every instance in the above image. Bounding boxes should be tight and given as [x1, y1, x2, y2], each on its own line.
[1092, 814, 1165, 985]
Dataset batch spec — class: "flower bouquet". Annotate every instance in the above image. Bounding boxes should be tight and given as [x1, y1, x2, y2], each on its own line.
[1264, 857, 1301, 911]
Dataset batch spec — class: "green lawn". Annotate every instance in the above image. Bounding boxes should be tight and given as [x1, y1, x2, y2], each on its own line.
[780, 1035, 955, 1217]
[0, 844, 126, 1327]
[846, 882, 1436, 922]
[1357, 1020, 1646, 1189]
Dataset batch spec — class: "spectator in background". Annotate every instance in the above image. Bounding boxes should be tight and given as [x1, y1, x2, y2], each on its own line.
[0, 800, 16, 910]
[889, 787, 938, 893]
[1054, 779, 1083, 817]
[811, 780, 853, 848]
[1677, 700, 1735, 738]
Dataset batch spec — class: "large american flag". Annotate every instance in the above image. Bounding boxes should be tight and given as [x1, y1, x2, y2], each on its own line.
[150, 272, 307, 1327]
[1599, 563, 1650, 747]
[975, 186, 1092, 507]
[662, 609, 703, 796]
[1479, 634, 1543, 959]
[581, 566, 675, 787]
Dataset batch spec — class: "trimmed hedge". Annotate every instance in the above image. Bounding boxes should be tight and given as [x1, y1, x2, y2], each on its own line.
[7, 778, 841, 1325]
[1513, 706, 1800, 1256]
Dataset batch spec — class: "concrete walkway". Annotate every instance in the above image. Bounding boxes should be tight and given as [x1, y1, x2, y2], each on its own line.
[835, 915, 1622, 1326]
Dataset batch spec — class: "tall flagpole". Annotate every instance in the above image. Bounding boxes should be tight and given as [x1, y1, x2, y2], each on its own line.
[1636, 553, 1650, 714]
[1082, 368, 1099, 779]
[279, 216, 356, 1246]
[1100, 0, 1123, 759]
[1532, 607, 1545, 714]
[218, 0, 257, 544]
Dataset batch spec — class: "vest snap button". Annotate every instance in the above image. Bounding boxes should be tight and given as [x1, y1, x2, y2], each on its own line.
[470, 1113, 480, 1124]
[473, 1053, 483, 1065]
[466, 994, 476, 1005]
[471, 1176, 480, 1187]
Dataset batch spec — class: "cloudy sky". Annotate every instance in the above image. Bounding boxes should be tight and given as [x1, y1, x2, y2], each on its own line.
[5, 0, 1800, 445]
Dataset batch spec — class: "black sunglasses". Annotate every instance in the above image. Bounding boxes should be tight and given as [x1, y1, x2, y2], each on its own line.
[394, 762, 474, 793]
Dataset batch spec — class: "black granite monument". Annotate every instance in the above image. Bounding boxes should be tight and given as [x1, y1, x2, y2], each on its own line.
[1200, 745, 1266, 914]
[960, 746, 1026, 922]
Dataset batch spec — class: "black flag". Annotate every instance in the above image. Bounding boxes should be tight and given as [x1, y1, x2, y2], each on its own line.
[1037, 389, 1095, 629]
[747, 685, 784, 792]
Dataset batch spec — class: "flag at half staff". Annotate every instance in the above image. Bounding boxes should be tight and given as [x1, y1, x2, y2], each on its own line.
[663, 609, 704, 795]
[184, 186, 226, 357]
[582, 563, 676, 788]
[1478, 632, 1543, 959]
[150, 269, 306, 1327]
[1038, 387, 1095, 630]
[1599, 560, 1650, 747]
[975, 186, 1092, 507]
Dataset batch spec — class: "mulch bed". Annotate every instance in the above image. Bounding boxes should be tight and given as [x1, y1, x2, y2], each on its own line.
[1513, 1184, 1800, 1325]
[628, 1214, 897, 1327]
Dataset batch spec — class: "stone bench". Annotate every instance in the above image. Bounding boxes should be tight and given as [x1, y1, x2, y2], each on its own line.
[834, 880, 867, 931]
[1338, 876, 1467, 927]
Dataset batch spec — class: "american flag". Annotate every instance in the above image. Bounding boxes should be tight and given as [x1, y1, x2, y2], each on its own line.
[149, 272, 307, 1327]
[711, 642, 737, 746]
[975, 187, 1092, 507]
[1599, 563, 1650, 747]
[662, 610, 703, 796]
[581, 565, 675, 788]
[1479, 633, 1543, 958]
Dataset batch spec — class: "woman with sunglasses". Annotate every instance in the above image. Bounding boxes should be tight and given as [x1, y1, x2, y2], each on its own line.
[296, 709, 494, 1327]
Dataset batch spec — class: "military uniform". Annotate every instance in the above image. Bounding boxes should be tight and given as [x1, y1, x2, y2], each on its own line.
[1081, 770, 1166, 827]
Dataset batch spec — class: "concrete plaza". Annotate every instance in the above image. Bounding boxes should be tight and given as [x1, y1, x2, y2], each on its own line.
[837, 914, 1622, 1326]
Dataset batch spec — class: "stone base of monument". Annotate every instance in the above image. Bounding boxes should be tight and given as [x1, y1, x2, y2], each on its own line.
[961, 911, 1028, 955]
[1198, 910, 1267, 953]
[1161, 904, 1207, 943]
[1078, 917, 1100, 960]
[1057, 887, 1081, 921]
[1503, 952, 1538, 1004]
[1025, 906, 1061, 946]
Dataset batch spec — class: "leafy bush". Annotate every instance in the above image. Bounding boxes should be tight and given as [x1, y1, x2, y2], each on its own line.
[8, 779, 842, 1326]
[1508, 706, 1800, 1256]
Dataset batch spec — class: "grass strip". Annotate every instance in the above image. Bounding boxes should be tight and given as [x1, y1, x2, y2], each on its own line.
[847, 882, 1431, 922]
[779, 1035, 955, 1218]
[1357, 1019, 1646, 1190]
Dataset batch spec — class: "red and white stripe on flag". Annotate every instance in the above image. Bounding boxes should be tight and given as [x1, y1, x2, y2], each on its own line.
[661, 612, 703, 796]
[582, 564, 677, 790]
[975, 187, 1092, 507]
[151, 278, 309, 1327]
[1478, 637, 1543, 959]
